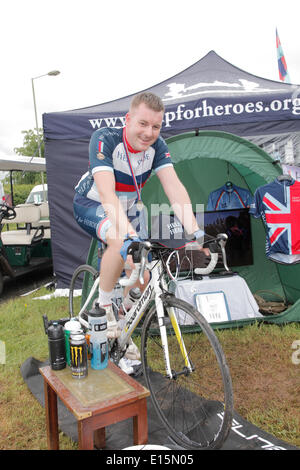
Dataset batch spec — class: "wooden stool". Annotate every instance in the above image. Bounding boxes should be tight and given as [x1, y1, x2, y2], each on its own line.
[39, 362, 150, 450]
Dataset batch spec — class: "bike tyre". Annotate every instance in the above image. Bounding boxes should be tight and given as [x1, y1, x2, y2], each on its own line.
[69, 264, 98, 318]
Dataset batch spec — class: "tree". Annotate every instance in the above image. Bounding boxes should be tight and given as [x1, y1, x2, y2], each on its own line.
[12, 129, 46, 185]
[14, 128, 44, 158]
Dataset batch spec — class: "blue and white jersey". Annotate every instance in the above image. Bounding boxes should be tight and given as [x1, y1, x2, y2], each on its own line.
[206, 184, 253, 211]
[75, 127, 173, 207]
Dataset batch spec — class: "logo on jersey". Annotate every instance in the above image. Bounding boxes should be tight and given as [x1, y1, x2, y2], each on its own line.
[263, 189, 300, 254]
[165, 152, 171, 159]
[97, 141, 105, 160]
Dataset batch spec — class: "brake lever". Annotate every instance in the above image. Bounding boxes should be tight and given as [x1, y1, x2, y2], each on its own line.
[139, 250, 147, 285]
[216, 233, 229, 272]
[138, 241, 151, 285]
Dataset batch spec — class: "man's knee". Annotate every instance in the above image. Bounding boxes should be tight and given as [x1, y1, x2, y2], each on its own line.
[106, 230, 124, 252]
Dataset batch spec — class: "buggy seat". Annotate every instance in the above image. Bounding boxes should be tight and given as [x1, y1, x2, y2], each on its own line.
[1, 204, 46, 245]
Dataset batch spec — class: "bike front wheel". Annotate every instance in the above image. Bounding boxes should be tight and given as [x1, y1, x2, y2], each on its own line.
[141, 296, 233, 450]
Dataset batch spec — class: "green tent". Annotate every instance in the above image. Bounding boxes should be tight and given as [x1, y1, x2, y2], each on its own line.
[141, 130, 300, 328]
[84, 130, 300, 329]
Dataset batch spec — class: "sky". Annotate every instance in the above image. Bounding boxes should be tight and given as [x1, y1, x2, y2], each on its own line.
[1, 0, 300, 159]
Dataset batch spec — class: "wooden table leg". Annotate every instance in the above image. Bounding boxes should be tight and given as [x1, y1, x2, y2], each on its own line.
[44, 380, 59, 450]
[94, 428, 106, 449]
[133, 399, 148, 445]
[77, 419, 95, 450]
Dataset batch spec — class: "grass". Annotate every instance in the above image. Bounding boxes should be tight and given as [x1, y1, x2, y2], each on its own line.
[0, 289, 77, 450]
[215, 323, 300, 447]
[0, 285, 299, 450]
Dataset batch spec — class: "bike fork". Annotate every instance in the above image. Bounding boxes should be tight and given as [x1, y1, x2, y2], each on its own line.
[155, 295, 193, 379]
[155, 294, 173, 378]
[167, 305, 193, 372]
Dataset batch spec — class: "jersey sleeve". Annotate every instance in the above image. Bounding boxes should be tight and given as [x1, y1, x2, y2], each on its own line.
[243, 189, 254, 207]
[89, 128, 114, 174]
[152, 136, 174, 173]
[206, 192, 215, 211]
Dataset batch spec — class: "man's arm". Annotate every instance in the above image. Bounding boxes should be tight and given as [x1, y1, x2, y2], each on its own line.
[94, 171, 137, 239]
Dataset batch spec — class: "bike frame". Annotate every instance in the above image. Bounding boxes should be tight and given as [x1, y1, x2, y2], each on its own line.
[78, 256, 193, 379]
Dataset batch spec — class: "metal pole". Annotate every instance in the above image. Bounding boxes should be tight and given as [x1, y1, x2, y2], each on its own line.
[9, 171, 13, 206]
[31, 77, 46, 201]
[31, 70, 60, 203]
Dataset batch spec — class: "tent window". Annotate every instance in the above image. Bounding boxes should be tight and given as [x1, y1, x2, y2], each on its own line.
[246, 131, 300, 166]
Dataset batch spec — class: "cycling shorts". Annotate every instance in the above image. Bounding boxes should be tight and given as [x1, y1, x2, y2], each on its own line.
[73, 193, 148, 243]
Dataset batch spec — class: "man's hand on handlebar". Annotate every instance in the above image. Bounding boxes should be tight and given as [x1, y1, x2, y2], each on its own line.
[196, 245, 210, 257]
[119, 236, 150, 287]
[191, 228, 211, 257]
[120, 235, 143, 262]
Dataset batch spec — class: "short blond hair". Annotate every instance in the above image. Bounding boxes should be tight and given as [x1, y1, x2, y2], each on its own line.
[130, 92, 165, 113]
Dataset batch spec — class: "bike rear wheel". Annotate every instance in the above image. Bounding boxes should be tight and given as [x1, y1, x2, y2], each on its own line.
[141, 296, 233, 450]
[69, 264, 99, 318]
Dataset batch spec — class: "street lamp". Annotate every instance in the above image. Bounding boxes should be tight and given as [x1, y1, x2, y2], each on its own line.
[31, 70, 60, 200]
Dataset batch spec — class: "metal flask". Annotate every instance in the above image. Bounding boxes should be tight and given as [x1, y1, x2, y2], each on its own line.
[48, 322, 66, 371]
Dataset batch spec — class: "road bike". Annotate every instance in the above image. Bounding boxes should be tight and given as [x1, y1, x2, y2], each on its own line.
[69, 233, 234, 450]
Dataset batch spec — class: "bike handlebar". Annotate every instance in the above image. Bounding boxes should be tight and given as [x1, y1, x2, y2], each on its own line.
[119, 262, 142, 287]
[119, 233, 229, 288]
[194, 252, 219, 275]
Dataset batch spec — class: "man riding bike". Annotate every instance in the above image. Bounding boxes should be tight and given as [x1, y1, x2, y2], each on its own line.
[73, 92, 208, 360]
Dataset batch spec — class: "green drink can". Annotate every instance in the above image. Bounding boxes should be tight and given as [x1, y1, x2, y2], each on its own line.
[64, 319, 82, 366]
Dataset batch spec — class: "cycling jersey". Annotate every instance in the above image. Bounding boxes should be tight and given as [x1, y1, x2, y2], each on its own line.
[250, 178, 300, 263]
[206, 183, 253, 211]
[75, 127, 173, 207]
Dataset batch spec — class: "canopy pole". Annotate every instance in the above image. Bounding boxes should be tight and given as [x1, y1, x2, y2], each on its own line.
[10, 171, 14, 206]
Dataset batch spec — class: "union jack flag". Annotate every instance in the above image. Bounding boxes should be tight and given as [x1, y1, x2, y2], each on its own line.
[276, 28, 291, 83]
[263, 188, 300, 254]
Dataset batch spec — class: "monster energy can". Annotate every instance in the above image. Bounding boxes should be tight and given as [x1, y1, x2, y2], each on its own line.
[70, 332, 88, 379]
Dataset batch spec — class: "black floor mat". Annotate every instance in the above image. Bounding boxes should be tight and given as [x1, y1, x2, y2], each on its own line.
[20, 357, 299, 451]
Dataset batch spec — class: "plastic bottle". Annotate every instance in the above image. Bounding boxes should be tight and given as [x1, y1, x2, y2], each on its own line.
[112, 282, 123, 312]
[88, 303, 108, 370]
[123, 287, 141, 311]
[48, 322, 66, 370]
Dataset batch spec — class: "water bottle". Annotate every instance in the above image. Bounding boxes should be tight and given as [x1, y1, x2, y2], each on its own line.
[112, 282, 123, 316]
[88, 303, 108, 370]
[64, 319, 82, 366]
[48, 322, 66, 370]
[123, 287, 141, 311]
